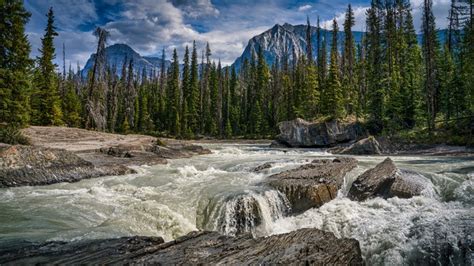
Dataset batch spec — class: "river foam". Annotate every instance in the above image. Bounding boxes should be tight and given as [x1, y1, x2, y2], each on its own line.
[0, 143, 472, 263]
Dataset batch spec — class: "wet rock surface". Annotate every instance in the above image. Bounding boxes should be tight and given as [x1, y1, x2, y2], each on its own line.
[267, 157, 358, 213]
[0, 126, 211, 187]
[0, 229, 363, 265]
[331, 136, 383, 155]
[348, 157, 434, 201]
[0, 145, 133, 187]
[274, 118, 366, 147]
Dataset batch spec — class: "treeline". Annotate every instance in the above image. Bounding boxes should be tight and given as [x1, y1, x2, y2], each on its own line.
[1, 0, 473, 141]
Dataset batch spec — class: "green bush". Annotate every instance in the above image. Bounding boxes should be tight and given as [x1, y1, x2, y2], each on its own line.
[0, 125, 30, 145]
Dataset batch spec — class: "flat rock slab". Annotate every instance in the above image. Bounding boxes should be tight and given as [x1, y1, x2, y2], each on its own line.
[0, 229, 363, 265]
[331, 136, 383, 155]
[0, 145, 133, 187]
[348, 157, 435, 201]
[267, 157, 358, 213]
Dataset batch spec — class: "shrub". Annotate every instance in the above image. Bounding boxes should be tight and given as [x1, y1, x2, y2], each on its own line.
[0, 124, 30, 145]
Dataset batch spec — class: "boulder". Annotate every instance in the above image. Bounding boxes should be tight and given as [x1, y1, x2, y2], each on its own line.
[0, 144, 133, 187]
[348, 157, 434, 201]
[274, 118, 366, 148]
[267, 158, 358, 213]
[0, 229, 364, 265]
[333, 136, 383, 155]
[252, 162, 273, 172]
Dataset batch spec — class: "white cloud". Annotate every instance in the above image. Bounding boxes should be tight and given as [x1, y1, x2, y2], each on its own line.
[321, 6, 368, 31]
[298, 4, 312, 12]
[321, 0, 450, 33]
[171, 0, 220, 18]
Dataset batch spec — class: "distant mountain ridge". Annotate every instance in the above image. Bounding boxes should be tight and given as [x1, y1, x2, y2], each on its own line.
[81, 24, 448, 76]
[82, 44, 170, 77]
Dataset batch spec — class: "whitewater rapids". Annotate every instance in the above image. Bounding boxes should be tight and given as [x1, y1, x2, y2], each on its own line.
[0, 144, 472, 264]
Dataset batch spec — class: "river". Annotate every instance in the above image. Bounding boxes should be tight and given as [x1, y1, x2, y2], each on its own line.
[0, 143, 472, 264]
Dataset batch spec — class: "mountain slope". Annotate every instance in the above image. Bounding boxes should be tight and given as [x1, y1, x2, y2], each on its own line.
[232, 23, 364, 72]
[82, 44, 170, 77]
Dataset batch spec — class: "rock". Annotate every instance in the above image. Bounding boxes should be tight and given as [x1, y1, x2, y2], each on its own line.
[0, 236, 165, 264]
[0, 229, 364, 265]
[149, 144, 211, 159]
[334, 136, 383, 155]
[348, 157, 433, 201]
[252, 162, 273, 172]
[274, 118, 366, 148]
[267, 157, 358, 213]
[0, 144, 134, 187]
[269, 140, 289, 148]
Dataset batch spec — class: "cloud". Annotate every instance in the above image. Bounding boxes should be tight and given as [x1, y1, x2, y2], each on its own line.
[171, 0, 219, 18]
[321, 0, 450, 33]
[298, 4, 312, 12]
[321, 6, 368, 31]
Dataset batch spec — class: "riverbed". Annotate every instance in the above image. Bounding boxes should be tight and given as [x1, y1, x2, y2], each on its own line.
[0, 143, 472, 264]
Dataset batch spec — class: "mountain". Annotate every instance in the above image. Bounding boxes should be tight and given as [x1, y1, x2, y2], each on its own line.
[82, 43, 170, 77]
[232, 23, 364, 72]
[232, 23, 447, 72]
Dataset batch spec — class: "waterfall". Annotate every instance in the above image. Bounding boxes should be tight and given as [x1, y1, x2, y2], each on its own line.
[197, 189, 291, 236]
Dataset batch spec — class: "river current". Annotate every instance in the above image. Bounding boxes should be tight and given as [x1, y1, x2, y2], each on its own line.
[0, 144, 472, 264]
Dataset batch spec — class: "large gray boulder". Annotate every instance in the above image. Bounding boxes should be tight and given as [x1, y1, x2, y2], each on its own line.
[348, 157, 435, 201]
[333, 136, 383, 155]
[0, 229, 364, 265]
[267, 158, 358, 213]
[0, 144, 133, 187]
[274, 118, 366, 147]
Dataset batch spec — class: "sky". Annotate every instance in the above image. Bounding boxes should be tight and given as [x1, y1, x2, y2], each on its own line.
[24, 0, 451, 69]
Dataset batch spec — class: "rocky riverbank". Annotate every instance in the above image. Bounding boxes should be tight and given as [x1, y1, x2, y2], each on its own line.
[0, 228, 363, 265]
[272, 118, 474, 156]
[0, 126, 210, 187]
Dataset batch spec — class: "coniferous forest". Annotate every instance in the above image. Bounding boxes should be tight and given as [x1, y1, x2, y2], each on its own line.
[1, 0, 473, 143]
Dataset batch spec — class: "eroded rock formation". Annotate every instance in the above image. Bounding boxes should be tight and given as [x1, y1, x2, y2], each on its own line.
[267, 157, 358, 213]
[0, 229, 363, 265]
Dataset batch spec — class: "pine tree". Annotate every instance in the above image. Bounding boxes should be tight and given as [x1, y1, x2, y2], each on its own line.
[326, 19, 344, 119]
[0, 0, 32, 126]
[421, 0, 440, 131]
[342, 4, 357, 115]
[189, 41, 200, 134]
[181, 46, 191, 136]
[306, 16, 313, 63]
[62, 67, 82, 127]
[167, 49, 181, 136]
[229, 67, 240, 134]
[366, 0, 384, 131]
[400, 9, 423, 129]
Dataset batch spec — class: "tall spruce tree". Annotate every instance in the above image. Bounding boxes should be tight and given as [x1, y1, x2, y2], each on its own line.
[342, 4, 357, 115]
[326, 19, 344, 119]
[421, 0, 440, 131]
[167, 49, 181, 136]
[0, 0, 32, 126]
[189, 41, 199, 133]
[366, 0, 385, 131]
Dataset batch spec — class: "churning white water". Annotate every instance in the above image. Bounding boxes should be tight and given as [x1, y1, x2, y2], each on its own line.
[0, 143, 472, 264]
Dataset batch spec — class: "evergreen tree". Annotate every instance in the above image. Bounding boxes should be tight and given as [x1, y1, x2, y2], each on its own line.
[342, 4, 357, 115]
[0, 0, 32, 126]
[167, 49, 181, 136]
[366, 0, 385, 131]
[326, 19, 344, 119]
[421, 0, 440, 131]
[306, 16, 313, 63]
[400, 9, 423, 129]
[181, 46, 191, 136]
[189, 41, 200, 133]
